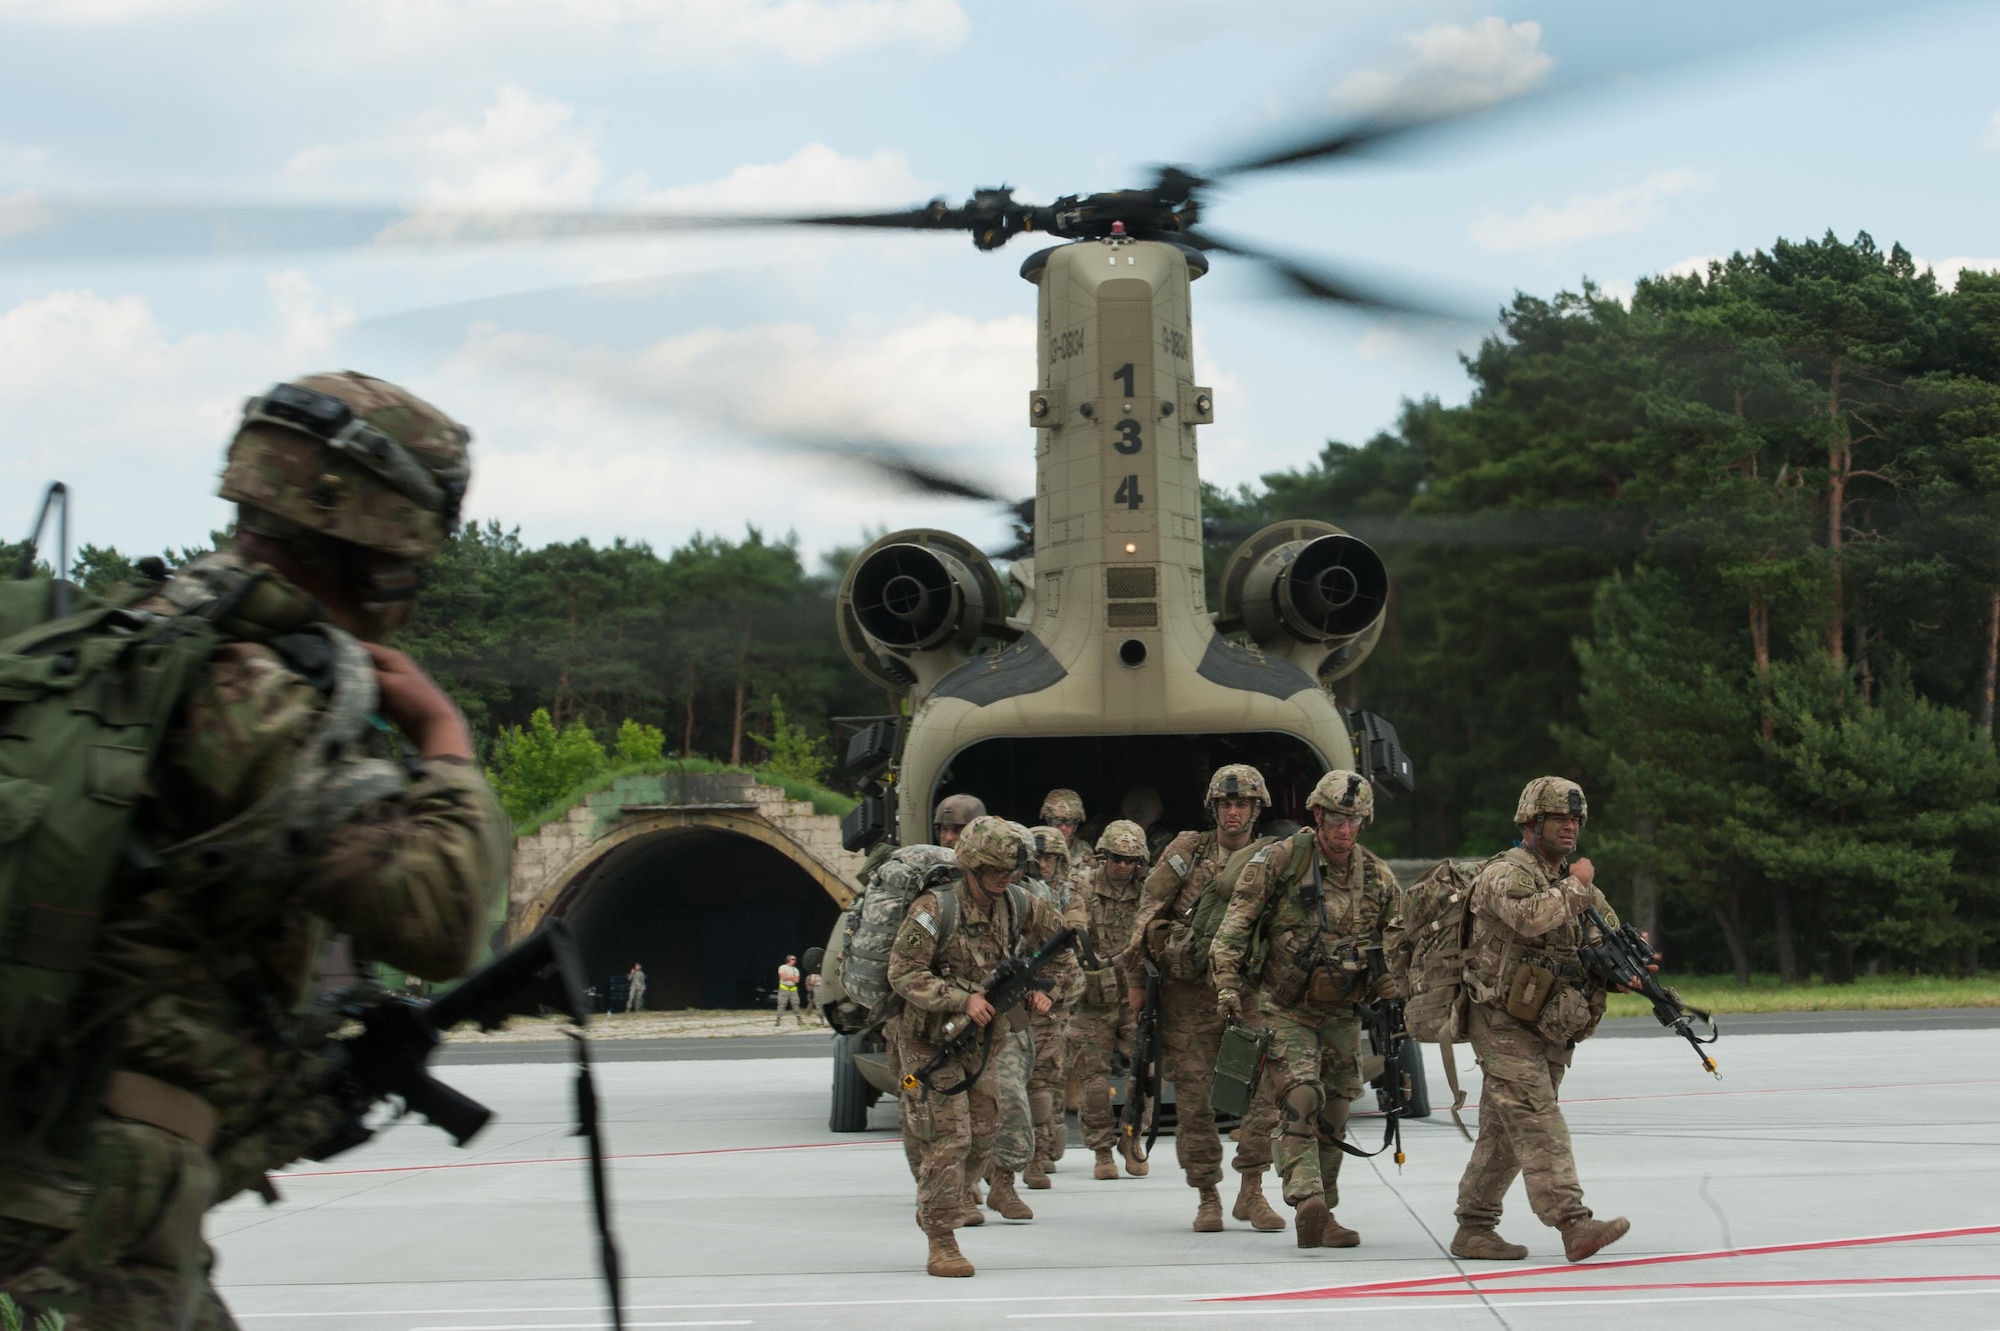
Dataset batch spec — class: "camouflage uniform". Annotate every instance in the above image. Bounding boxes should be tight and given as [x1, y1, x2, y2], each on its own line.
[1456, 847, 1616, 1233]
[1063, 822, 1146, 1166]
[0, 374, 507, 1329]
[1125, 829, 1281, 1194]
[1039, 789, 1094, 881]
[1024, 831, 1088, 1180]
[888, 821, 1071, 1244]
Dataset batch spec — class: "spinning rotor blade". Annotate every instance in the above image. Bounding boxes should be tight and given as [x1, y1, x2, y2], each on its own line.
[1185, 229, 1479, 321]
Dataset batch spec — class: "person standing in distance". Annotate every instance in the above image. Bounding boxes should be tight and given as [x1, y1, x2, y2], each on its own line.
[775, 955, 804, 1026]
[1125, 764, 1286, 1233]
[888, 818, 1069, 1278]
[0, 372, 509, 1325]
[1210, 771, 1400, 1250]
[626, 962, 648, 1013]
[1451, 778, 1630, 1263]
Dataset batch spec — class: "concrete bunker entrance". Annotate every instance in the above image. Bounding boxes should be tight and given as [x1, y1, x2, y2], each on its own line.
[558, 828, 842, 1011]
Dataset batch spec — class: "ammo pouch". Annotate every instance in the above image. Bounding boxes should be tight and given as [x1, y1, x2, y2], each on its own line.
[1266, 955, 1310, 1009]
[1504, 960, 1558, 1021]
[1146, 916, 1205, 983]
[1082, 965, 1121, 1007]
[1212, 1021, 1274, 1118]
[1535, 984, 1593, 1045]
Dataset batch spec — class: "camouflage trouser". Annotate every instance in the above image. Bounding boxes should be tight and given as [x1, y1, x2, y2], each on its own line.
[1028, 1003, 1073, 1165]
[1156, 979, 1279, 1186]
[894, 1029, 999, 1234]
[1456, 1002, 1589, 1230]
[0, 1119, 235, 1330]
[991, 1024, 1036, 1173]
[885, 1031, 923, 1181]
[1064, 1000, 1134, 1151]
[1261, 995, 1363, 1208]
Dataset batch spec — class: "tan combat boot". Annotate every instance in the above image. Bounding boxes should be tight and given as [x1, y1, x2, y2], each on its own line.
[1093, 1148, 1119, 1180]
[1119, 1135, 1150, 1177]
[1450, 1225, 1528, 1260]
[1294, 1194, 1330, 1249]
[1561, 1215, 1630, 1262]
[926, 1231, 974, 1278]
[986, 1169, 1034, 1220]
[957, 1182, 985, 1227]
[1192, 1185, 1224, 1232]
[1023, 1158, 1051, 1190]
[1319, 1214, 1360, 1248]
[1233, 1172, 1286, 1231]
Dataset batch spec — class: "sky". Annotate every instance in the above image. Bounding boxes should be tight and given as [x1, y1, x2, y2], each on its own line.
[2, 0, 1997, 568]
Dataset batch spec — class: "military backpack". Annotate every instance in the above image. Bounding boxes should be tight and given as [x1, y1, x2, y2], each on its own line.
[836, 846, 1029, 1014]
[1180, 833, 1276, 980]
[1387, 854, 1499, 1137]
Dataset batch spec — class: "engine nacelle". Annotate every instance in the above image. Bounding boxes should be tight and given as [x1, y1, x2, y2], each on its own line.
[1215, 521, 1389, 684]
[836, 529, 1015, 696]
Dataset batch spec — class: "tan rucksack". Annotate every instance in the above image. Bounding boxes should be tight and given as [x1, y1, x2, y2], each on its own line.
[1390, 855, 1497, 1138]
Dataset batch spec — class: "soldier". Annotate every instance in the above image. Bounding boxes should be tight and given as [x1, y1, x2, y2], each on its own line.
[1124, 764, 1286, 1233]
[1065, 819, 1152, 1181]
[1024, 824, 1089, 1188]
[0, 372, 510, 1325]
[1210, 771, 1400, 1250]
[984, 822, 1047, 1221]
[775, 955, 805, 1026]
[1038, 788, 1092, 878]
[934, 793, 986, 849]
[1451, 777, 1630, 1264]
[626, 962, 648, 1013]
[888, 817, 1072, 1278]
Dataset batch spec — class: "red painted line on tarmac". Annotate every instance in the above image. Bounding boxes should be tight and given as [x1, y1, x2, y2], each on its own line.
[1213, 1223, 2000, 1302]
[1353, 1274, 2000, 1298]
[283, 1138, 899, 1179]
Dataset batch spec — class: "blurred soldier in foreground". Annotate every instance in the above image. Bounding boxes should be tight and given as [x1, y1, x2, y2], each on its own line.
[1452, 778, 1629, 1263]
[1066, 820, 1151, 1181]
[1125, 765, 1285, 1232]
[1023, 825, 1089, 1187]
[935, 793, 986, 849]
[0, 372, 509, 1326]
[1039, 788, 1092, 878]
[1210, 771, 1399, 1250]
[888, 818, 1070, 1278]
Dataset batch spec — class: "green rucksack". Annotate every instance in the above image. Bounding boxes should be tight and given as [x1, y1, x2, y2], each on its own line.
[1185, 833, 1277, 978]
[0, 566, 254, 1128]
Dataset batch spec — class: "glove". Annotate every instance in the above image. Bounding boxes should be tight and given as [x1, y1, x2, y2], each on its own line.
[1216, 988, 1243, 1021]
[1371, 971, 1400, 1000]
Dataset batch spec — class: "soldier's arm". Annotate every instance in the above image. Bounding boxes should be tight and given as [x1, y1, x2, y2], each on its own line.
[1364, 858, 1404, 935]
[303, 759, 511, 981]
[1122, 834, 1196, 970]
[1026, 894, 1081, 1000]
[888, 891, 973, 1013]
[1208, 838, 1288, 992]
[1472, 862, 1572, 939]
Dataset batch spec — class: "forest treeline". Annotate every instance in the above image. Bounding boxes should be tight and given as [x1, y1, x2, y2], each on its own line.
[15, 230, 1998, 982]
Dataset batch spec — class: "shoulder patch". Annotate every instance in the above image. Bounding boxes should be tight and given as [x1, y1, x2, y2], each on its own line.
[912, 909, 939, 937]
[1249, 846, 1274, 866]
[1167, 852, 1191, 879]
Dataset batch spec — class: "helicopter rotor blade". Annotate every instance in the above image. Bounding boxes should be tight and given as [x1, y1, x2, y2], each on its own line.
[1184, 228, 1481, 322]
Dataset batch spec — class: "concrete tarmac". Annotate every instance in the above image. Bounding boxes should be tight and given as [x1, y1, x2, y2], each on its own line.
[216, 1023, 2000, 1330]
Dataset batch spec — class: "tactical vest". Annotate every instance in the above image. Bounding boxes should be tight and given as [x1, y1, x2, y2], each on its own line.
[1252, 830, 1384, 992]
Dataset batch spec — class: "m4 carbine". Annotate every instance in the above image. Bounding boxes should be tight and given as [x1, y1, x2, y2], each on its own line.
[1579, 906, 1721, 1078]
[1123, 959, 1164, 1153]
[906, 926, 1079, 1096]
[1343, 942, 1407, 1166]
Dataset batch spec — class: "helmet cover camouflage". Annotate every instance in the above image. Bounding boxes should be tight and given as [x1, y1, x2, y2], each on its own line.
[1515, 776, 1588, 827]
[1205, 763, 1270, 810]
[1039, 788, 1085, 823]
[220, 372, 470, 564]
[956, 815, 1030, 873]
[1029, 824, 1069, 859]
[1095, 818, 1149, 860]
[1306, 770, 1374, 824]
[933, 792, 987, 832]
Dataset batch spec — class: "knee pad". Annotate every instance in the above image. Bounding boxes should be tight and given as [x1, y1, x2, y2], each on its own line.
[1279, 1082, 1324, 1140]
[1316, 1096, 1350, 1147]
[1029, 1089, 1055, 1127]
[1082, 1084, 1112, 1122]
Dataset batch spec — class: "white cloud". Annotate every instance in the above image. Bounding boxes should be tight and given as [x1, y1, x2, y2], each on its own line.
[1661, 253, 1722, 280]
[2, 0, 969, 69]
[1467, 168, 1717, 254]
[632, 142, 932, 214]
[0, 275, 352, 553]
[1920, 255, 2000, 290]
[1332, 17, 1553, 119]
[434, 311, 1036, 552]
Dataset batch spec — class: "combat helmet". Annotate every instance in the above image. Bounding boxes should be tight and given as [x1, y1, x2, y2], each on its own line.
[1306, 770, 1374, 824]
[1040, 788, 1085, 824]
[222, 372, 471, 564]
[956, 815, 1030, 873]
[1096, 819, 1149, 860]
[1205, 763, 1270, 811]
[1514, 776, 1587, 828]
[1029, 824, 1069, 860]
[933, 792, 987, 835]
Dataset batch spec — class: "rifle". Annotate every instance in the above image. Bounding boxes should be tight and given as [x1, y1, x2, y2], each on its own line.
[1579, 906, 1721, 1079]
[1122, 959, 1164, 1154]
[311, 922, 627, 1330]
[1341, 942, 1407, 1166]
[905, 926, 1079, 1097]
